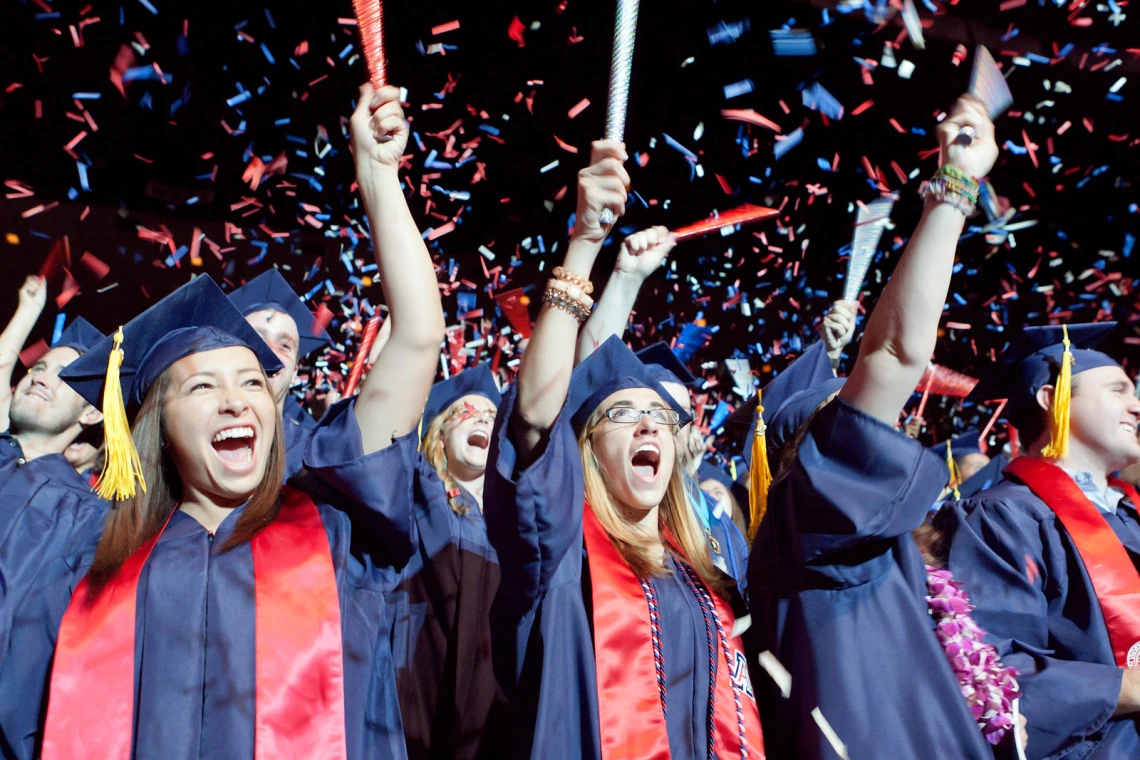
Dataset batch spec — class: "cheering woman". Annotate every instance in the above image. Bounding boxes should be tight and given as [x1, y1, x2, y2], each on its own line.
[484, 142, 764, 759]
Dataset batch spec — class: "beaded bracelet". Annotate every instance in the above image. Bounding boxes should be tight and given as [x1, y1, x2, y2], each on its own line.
[551, 266, 594, 295]
[920, 165, 979, 216]
[543, 285, 592, 322]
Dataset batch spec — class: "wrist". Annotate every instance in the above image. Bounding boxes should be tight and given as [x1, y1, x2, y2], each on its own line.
[608, 268, 646, 290]
[356, 163, 401, 194]
[561, 237, 603, 277]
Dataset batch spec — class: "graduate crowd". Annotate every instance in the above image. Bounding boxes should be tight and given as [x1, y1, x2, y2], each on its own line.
[0, 83, 1138, 760]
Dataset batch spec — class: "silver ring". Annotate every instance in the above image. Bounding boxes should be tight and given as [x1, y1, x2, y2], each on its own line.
[954, 126, 976, 146]
[598, 208, 615, 225]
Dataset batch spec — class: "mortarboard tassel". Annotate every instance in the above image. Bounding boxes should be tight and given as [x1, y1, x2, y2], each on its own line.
[95, 328, 146, 502]
[1041, 325, 1073, 460]
[747, 389, 773, 540]
[946, 440, 961, 501]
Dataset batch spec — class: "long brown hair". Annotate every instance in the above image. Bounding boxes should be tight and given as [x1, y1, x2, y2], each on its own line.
[420, 397, 472, 515]
[578, 406, 727, 596]
[86, 367, 286, 594]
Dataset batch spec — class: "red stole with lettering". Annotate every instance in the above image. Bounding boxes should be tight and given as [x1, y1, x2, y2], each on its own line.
[42, 486, 348, 759]
[1005, 457, 1140, 668]
[582, 502, 764, 759]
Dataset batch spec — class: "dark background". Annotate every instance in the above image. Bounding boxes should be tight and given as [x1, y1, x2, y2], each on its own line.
[1, 0, 1137, 456]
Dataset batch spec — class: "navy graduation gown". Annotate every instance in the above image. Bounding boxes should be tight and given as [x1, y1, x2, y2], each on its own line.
[283, 393, 318, 430]
[387, 456, 507, 760]
[746, 398, 997, 760]
[483, 387, 716, 760]
[935, 478, 1140, 759]
[0, 402, 419, 760]
[281, 394, 319, 480]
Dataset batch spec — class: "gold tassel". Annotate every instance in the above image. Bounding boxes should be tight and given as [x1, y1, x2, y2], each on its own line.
[946, 440, 961, 501]
[747, 390, 773, 541]
[1041, 324, 1073, 460]
[94, 328, 146, 502]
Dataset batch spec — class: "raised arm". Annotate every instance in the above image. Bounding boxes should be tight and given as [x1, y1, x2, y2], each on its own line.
[839, 96, 997, 424]
[512, 141, 629, 461]
[349, 84, 446, 454]
[574, 226, 675, 365]
[0, 276, 47, 428]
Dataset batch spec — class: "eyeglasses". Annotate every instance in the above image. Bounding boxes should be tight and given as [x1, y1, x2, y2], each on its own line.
[603, 406, 681, 426]
[446, 406, 497, 423]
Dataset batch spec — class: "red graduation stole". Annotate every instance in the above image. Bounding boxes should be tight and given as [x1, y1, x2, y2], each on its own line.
[1005, 457, 1140, 668]
[43, 487, 348, 760]
[582, 502, 764, 759]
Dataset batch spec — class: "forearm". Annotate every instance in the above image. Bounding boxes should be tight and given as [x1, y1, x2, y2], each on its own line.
[514, 236, 600, 453]
[353, 168, 445, 450]
[840, 200, 965, 424]
[0, 306, 41, 388]
[359, 169, 444, 351]
[575, 270, 642, 365]
[1115, 668, 1140, 716]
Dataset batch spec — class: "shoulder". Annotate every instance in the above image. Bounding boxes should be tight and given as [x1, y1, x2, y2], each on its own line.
[955, 479, 1054, 524]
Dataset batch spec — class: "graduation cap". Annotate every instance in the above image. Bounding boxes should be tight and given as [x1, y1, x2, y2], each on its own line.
[60, 276, 283, 501]
[52, 316, 105, 354]
[968, 323, 1118, 458]
[930, 430, 983, 462]
[422, 363, 502, 425]
[930, 430, 984, 499]
[227, 269, 332, 358]
[637, 341, 699, 388]
[567, 335, 692, 435]
[697, 460, 734, 492]
[725, 341, 844, 536]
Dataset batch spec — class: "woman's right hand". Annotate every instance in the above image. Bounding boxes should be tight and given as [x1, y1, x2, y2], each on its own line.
[17, 275, 47, 314]
[615, 226, 676, 281]
[573, 140, 629, 246]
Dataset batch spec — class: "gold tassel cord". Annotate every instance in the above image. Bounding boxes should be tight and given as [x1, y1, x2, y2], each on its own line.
[747, 390, 773, 541]
[1041, 325, 1073, 460]
[95, 328, 147, 502]
[946, 440, 961, 501]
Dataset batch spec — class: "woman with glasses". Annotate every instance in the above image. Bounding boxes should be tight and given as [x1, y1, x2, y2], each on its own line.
[483, 141, 764, 759]
[387, 363, 508, 759]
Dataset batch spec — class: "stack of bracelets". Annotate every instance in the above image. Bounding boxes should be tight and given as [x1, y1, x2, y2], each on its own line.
[543, 266, 595, 322]
[920, 164, 979, 216]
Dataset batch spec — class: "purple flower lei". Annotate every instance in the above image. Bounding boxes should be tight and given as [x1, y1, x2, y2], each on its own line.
[926, 566, 1021, 746]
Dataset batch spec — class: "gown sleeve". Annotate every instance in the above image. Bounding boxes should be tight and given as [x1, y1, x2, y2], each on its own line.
[482, 384, 586, 676]
[934, 498, 1124, 759]
[301, 396, 419, 572]
[778, 397, 948, 575]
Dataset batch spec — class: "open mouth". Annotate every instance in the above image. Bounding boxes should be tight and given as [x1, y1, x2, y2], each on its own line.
[211, 425, 256, 471]
[467, 429, 490, 449]
[630, 444, 661, 481]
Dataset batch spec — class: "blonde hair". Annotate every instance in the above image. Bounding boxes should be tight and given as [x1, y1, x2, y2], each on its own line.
[420, 396, 487, 515]
[578, 405, 726, 596]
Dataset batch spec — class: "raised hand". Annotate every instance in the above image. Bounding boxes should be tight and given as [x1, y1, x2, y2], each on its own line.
[937, 95, 998, 180]
[573, 140, 629, 245]
[615, 226, 676, 281]
[350, 83, 409, 177]
[821, 299, 858, 358]
[17, 275, 47, 315]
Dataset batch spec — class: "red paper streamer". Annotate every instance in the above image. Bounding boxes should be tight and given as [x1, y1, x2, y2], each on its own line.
[343, 315, 381, 398]
[915, 363, 979, 398]
[351, 0, 387, 89]
[672, 204, 779, 242]
[493, 288, 532, 339]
